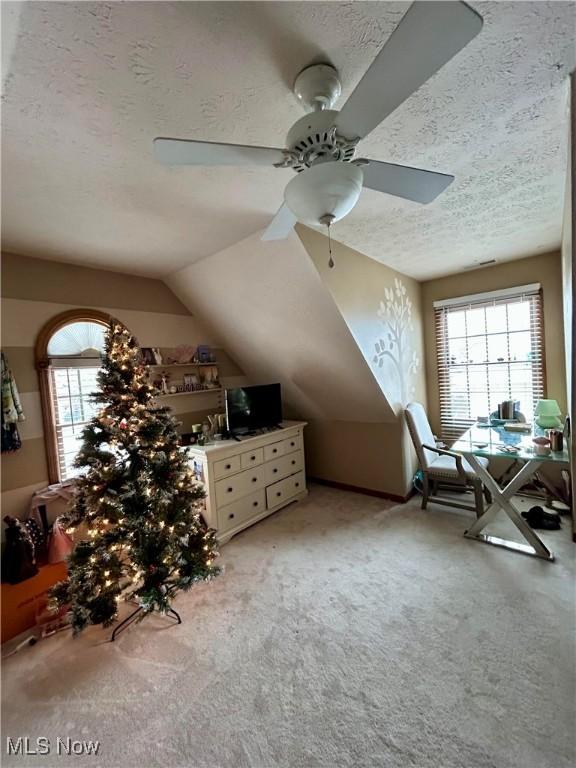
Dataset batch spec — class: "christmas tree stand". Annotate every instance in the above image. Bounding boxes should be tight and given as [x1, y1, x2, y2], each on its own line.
[110, 605, 181, 642]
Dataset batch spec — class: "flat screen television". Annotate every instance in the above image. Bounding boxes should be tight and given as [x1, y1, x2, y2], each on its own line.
[225, 384, 282, 434]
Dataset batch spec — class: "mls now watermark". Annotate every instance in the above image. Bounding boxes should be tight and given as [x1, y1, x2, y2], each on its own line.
[7, 737, 100, 757]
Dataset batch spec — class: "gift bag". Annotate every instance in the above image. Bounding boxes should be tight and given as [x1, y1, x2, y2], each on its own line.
[48, 517, 74, 564]
[2, 516, 38, 584]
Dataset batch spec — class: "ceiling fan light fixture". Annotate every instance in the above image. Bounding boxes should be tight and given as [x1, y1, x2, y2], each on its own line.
[283, 162, 363, 227]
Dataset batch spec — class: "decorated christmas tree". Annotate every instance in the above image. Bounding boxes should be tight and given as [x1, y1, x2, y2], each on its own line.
[51, 321, 219, 635]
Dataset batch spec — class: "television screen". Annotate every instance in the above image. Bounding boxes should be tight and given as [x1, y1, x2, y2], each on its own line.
[225, 384, 282, 434]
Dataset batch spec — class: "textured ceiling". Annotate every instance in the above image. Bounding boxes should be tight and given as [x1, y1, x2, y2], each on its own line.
[1, 1, 574, 279]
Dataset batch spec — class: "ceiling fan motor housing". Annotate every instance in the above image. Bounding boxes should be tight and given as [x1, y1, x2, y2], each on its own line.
[284, 161, 364, 226]
[281, 111, 359, 173]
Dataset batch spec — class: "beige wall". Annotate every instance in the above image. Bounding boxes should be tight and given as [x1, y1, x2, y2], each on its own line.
[297, 226, 426, 412]
[1, 252, 245, 521]
[304, 419, 407, 497]
[421, 250, 567, 436]
[297, 225, 427, 494]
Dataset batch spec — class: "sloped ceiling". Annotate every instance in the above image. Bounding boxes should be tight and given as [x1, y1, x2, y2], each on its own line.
[1, 1, 575, 279]
[166, 230, 396, 424]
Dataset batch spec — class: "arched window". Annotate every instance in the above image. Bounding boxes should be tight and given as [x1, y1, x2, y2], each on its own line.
[36, 310, 115, 483]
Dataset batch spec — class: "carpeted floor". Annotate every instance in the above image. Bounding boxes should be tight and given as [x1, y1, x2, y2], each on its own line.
[2, 484, 575, 768]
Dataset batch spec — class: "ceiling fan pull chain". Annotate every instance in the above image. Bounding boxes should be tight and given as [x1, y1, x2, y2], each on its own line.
[327, 223, 334, 269]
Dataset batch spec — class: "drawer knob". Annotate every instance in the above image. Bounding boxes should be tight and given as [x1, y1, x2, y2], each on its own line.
[290, 442, 295, 447]
[251, 456, 255, 461]
[295, 482, 300, 488]
[291, 460, 296, 465]
[225, 464, 231, 470]
[252, 477, 257, 483]
[227, 487, 233, 493]
[276, 491, 282, 497]
[273, 468, 278, 473]
[228, 513, 235, 519]
[273, 448, 277, 453]
[253, 501, 258, 507]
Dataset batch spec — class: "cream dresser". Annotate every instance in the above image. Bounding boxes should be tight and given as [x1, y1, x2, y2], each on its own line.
[187, 421, 307, 543]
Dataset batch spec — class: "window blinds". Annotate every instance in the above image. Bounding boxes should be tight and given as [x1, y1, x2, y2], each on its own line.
[434, 284, 544, 443]
[50, 366, 100, 480]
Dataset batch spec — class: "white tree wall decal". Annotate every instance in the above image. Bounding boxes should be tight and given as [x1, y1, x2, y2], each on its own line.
[372, 278, 420, 405]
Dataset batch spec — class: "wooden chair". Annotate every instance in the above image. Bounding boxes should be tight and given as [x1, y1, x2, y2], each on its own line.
[405, 402, 491, 518]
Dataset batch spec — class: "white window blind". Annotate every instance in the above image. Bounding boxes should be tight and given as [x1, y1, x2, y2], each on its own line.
[434, 285, 545, 442]
[50, 366, 101, 480]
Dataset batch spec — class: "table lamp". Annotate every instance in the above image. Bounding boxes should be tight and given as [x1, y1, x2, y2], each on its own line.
[534, 399, 562, 428]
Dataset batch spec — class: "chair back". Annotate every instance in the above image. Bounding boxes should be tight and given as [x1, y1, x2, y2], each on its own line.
[405, 402, 437, 470]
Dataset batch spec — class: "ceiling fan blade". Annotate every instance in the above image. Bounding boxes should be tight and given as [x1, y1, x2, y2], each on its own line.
[154, 138, 285, 166]
[362, 159, 454, 203]
[261, 204, 297, 241]
[336, 1, 483, 141]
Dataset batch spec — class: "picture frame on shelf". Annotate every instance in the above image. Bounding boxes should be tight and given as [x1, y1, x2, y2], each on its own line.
[184, 374, 199, 390]
[141, 347, 157, 365]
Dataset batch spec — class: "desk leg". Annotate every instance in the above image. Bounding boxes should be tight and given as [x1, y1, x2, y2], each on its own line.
[463, 455, 554, 561]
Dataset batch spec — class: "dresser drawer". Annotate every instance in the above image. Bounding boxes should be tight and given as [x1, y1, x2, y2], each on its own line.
[213, 454, 241, 480]
[282, 434, 302, 454]
[219, 489, 266, 531]
[241, 447, 264, 470]
[263, 441, 285, 461]
[264, 451, 304, 484]
[215, 466, 265, 506]
[266, 471, 306, 508]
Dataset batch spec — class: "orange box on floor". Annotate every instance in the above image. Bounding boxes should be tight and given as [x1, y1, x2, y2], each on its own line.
[1, 563, 67, 643]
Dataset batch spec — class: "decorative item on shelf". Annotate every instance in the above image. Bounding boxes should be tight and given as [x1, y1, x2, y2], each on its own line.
[534, 399, 562, 428]
[172, 345, 196, 364]
[2, 516, 38, 584]
[195, 345, 213, 363]
[202, 366, 220, 389]
[160, 371, 170, 395]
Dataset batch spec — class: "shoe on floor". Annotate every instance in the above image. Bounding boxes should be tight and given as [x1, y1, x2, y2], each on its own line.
[521, 506, 561, 530]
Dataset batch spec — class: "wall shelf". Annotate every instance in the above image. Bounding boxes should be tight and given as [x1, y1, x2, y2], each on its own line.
[146, 362, 217, 368]
[155, 388, 223, 399]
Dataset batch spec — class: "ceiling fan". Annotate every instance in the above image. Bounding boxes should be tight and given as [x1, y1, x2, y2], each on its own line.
[154, 1, 483, 247]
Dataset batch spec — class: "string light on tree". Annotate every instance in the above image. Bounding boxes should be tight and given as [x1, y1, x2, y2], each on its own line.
[50, 320, 220, 635]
